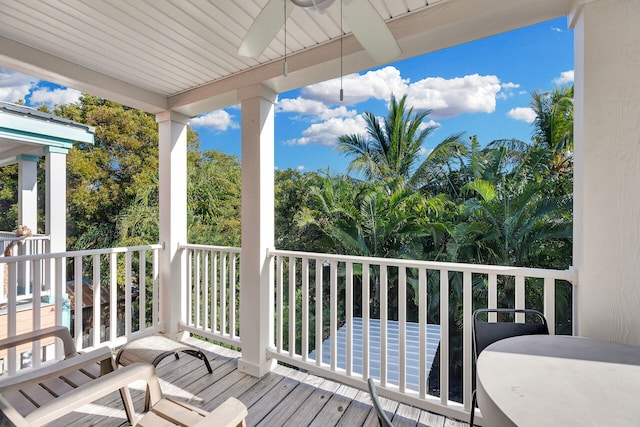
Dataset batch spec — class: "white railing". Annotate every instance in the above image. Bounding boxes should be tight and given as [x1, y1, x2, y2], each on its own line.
[180, 244, 241, 348]
[172, 243, 576, 420]
[0, 234, 50, 304]
[267, 249, 575, 421]
[0, 244, 162, 375]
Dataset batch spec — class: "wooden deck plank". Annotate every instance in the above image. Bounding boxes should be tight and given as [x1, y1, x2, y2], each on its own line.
[246, 368, 307, 426]
[419, 409, 447, 427]
[444, 418, 469, 427]
[336, 389, 376, 427]
[189, 366, 247, 408]
[393, 402, 422, 427]
[283, 376, 342, 426]
[159, 363, 234, 405]
[309, 382, 360, 426]
[254, 371, 321, 426]
[201, 368, 263, 410]
[10, 337, 466, 427]
[254, 384, 316, 426]
[234, 366, 289, 408]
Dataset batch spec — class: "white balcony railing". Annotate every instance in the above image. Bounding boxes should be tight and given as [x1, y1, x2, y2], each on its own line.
[267, 249, 575, 421]
[180, 244, 241, 348]
[1, 242, 575, 421]
[179, 244, 575, 420]
[0, 234, 50, 304]
[0, 244, 162, 375]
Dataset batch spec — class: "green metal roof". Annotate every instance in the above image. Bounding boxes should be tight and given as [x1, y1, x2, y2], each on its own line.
[0, 101, 94, 167]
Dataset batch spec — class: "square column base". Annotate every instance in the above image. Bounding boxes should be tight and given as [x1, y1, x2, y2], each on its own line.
[237, 357, 276, 378]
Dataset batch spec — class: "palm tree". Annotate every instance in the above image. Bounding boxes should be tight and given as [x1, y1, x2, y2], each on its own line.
[296, 173, 450, 318]
[531, 86, 574, 177]
[296, 174, 431, 258]
[449, 177, 572, 267]
[336, 94, 464, 191]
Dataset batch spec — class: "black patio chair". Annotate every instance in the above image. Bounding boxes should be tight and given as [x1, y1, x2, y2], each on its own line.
[368, 378, 394, 427]
[470, 308, 549, 426]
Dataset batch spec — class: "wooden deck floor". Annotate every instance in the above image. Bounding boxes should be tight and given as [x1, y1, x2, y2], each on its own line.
[49, 336, 469, 427]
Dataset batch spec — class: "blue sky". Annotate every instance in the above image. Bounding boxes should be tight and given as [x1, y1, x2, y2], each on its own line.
[1, 17, 573, 175]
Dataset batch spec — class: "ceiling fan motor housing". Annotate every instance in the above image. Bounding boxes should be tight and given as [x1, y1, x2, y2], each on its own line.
[290, 0, 337, 13]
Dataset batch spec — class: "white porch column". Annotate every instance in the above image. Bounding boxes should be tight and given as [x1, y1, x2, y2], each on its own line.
[156, 111, 189, 339]
[45, 147, 67, 253]
[17, 154, 38, 232]
[571, 0, 640, 344]
[238, 84, 277, 377]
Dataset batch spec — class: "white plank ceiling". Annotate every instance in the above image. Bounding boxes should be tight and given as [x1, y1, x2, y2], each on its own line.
[0, 0, 572, 116]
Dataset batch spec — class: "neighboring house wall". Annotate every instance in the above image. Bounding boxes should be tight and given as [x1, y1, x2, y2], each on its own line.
[0, 303, 57, 374]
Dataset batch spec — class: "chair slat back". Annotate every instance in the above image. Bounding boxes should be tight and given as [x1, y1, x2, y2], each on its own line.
[473, 308, 549, 357]
[474, 321, 548, 355]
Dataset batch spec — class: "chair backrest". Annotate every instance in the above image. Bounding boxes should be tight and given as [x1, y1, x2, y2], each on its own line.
[367, 378, 394, 427]
[473, 308, 549, 356]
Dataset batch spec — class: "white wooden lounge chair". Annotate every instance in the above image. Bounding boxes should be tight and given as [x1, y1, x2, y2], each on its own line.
[0, 327, 247, 426]
[2, 362, 247, 426]
[0, 326, 130, 426]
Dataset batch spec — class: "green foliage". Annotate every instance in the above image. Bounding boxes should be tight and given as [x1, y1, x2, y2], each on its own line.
[187, 149, 241, 246]
[0, 164, 19, 231]
[275, 168, 323, 251]
[336, 94, 465, 192]
[56, 95, 160, 249]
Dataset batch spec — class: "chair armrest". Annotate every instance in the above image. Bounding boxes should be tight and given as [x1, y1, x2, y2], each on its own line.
[0, 346, 114, 393]
[194, 397, 248, 427]
[0, 325, 76, 358]
[22, 362, 163, 427]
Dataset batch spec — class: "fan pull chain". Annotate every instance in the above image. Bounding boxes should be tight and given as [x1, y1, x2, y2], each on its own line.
[284, 0, 288, 76]
[339, 0, 343, 101]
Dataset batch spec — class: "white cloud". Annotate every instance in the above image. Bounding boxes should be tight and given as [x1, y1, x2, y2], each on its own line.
[497, 82, 520, 100]
[296, 165, 305, 171]
[279, 70, 521, 147]
[285, 115, 367, 146]
[1, 69, 80, 106]
[29, 87, 81, 106]
[507, 107, 536, 123]
[277, 97, 356, 120]
[418, 119, 440, 131]
[190, 110, 238, 131]
[406, 74, 502, 118]
[302, 66, 409, 105]
[553, 70, 574, 86]
[0, 68, 36, 102]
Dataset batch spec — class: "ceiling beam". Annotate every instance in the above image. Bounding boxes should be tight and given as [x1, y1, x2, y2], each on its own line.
[0, 36, 167, 114]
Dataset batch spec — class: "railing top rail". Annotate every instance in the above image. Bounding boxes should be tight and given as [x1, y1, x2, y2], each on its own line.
[0, 243, 164, 263]
[268, 248, 575, 283]
[0, 234, 51, 242]
[179, 243, 241, 252]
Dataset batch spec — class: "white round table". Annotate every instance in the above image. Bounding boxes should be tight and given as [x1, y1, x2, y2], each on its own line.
[476, 335, 640, 427]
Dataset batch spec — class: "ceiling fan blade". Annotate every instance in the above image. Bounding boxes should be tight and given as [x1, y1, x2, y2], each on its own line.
[343, 0, 402, 63]
[238, 0, 294, 57]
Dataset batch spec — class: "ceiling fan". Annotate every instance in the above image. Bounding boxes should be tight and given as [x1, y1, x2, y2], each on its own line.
[238, 0, 402, 64]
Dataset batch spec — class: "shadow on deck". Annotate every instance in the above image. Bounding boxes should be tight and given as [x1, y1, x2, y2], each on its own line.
[49, 336, 468, 427]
